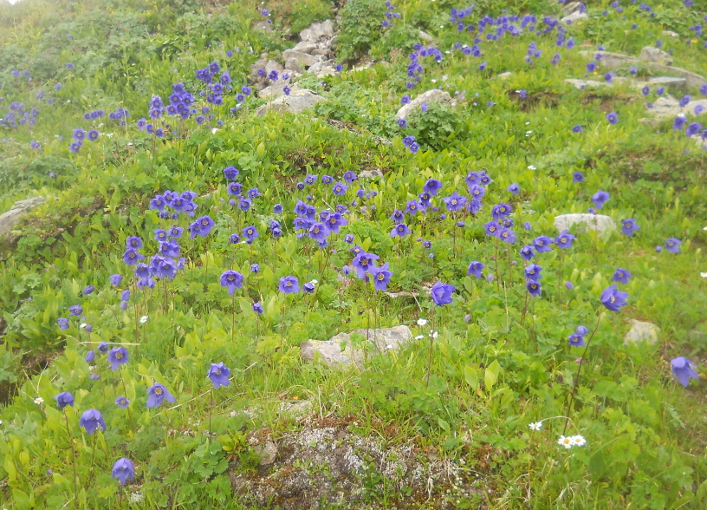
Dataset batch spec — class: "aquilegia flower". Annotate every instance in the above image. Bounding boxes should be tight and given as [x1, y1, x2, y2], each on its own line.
[112, 458, 135, 486]
[592, 191, 610, 209]
[621, 219, 640, 237]
[665, 238, 681, 253]
[568, 325, 589, 347]
[430, 282, 455, 306]
[467, 261, 484, 279]
[612, 268, 632, 284]
[524, 264, 542, 280]
[670, 357, 699, 387]
[107, 347, 129, 371]
[533, 236, 553, 253]
[55, 392, 74, 409]
[606, 111, 618, 124]
[58, 318, 69, 330]
[208, 362, 231, 389]
[526, 280, 541, 297]
[423, 179, 442, 196]
[220, 270, 244, 295]
[147, 382, 176, 408]
[371, 263, 393, 291]
[79, 409, 106, 434]
[68, 305, 83, 317]
[109, 274, 123, 286]
[556, 230, 575, 249]
[279, 276, 299, 294]
[115, 396, 130, 408]
[600, 285, 628, 312]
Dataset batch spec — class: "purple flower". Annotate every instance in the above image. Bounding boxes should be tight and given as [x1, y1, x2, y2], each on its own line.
[371, 263, 393, 291]
[115, 396, 130, 408]
[107, 347, 129, 371]
[600, 285, 628, 312]
[79, 409, 106, 434]
[568, 325, 588, 347]
[242, 225, 259, 242]
[665, 238, 681, 254]
[565, 281, 574, 290]
[556, 230, 575, 249]
[208, 362, 231, 389]
[58, 318, 69, 330]
[573, 172, 584, 183]
[507, 183, 520, 195]
[68, 305, 83, 317]
[485, 221, 500, 238]
[592, 190, 610, 209]
[85, 350, 95, 363]
[612, 268, 632, 284]
[520, 245, 535, 260]
[352, 252, 379, 279]
[279, 276, 300, 294]
[621, 219, 640, 237]
[443, 192, 467, 211]
[430, 282, 455, 306]
[109, 274, 123, 287]
[112, 458, 135, 486]
[147, 382, 176, 408]
[526, 280, 541, 297]
[671, 357, 699, 387]
[98, 341, 109, 353]
[533, 235, 553, 253]
[390, 223, 411, 238]
[606, 111, 618, 124]
[524, 264, 542, 281]
[467, 261, 484, 279]
[499, 228, 516, 244]
[423, 179, 442, 196]
[673, 116, 687, 130]
[332, 181, 348, 195]
[220, 270, 244, 295]
[56, 392, 74, 409]
[253, 302, 263, 314]
[572, 125, 583, 133]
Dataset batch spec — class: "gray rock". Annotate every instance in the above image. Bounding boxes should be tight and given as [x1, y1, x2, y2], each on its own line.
[282, 49, 320, 68]
[257, 441, 278, 466]
[253, 21, 272, 33]
[259, 83, 300, 99]
[640, 46, 673, 66]
[396, 89, 453, 120]
[292, 41, 318, 54]
[359, 168, 384, 180]
[553, 213, 616, 234]
[284, 58, 304, 73]
[0, 196, 46, 236]
[418, 29, 435, 42]
[497, 72, 513, 79]
[648, 96, 707, 118]
[561, 11, 588, 24]
[300, 20, 334, 42]
[623, 320, 660, 345]
[300, 326, 413, 366]
[566, 78, 612, 89]
[265, 59, 284, 76]
[647, 76, 687, 94]
[278, 400, 313, 418]
[561, 1, 583, 15]
[308, 59, 337, 77]
[255, 89, 327, 117]
[662, 30, 679, 38]
[249, 53, 269, 74]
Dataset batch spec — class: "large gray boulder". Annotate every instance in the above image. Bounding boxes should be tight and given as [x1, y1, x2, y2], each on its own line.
[649, 96, 707, 118]
[554, 213, 616, 234]
[282, 49, 320, 69]
[624, 320, 660, 346]
[561, 11, 588, 24]
[0, 196, 46, 236]
[255, 89, 327, 117]
[300, 20, 334, 43]
[300, 326, 413, 366]
[647, 76, 687, 94]
[396, 89, 454, 120]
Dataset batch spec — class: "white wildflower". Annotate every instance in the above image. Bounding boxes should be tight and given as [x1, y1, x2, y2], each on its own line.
[140, 315, 148, 324]
[558, 435, 573, 449]
[571, 435, 587, 447]
[528, 422, 543, 431]
[415, 335, 424, 340]
[417, 318, 428, 326]
[34, 397, 44, 405]
[528, 165, 536, 170]
[701, 272, 707, 278]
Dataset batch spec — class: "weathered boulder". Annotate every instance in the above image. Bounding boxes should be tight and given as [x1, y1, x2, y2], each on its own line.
[253, 21, 272, 33]
[647, 76, 687, 94]
[418, 29, 435, 42]
[300, 20, 334, 43]
[554, 213, 616, 234]
[561, 1, 583, 15]
[497, 71, 513, 79]
[561, 11, 588, 24]
[640, 46, 673, 66]
[396, 89, 453, 120]
[623, 320, 660, 346]
[255, 89, 327, 117]
[649, 96, 707, 118]
[259, 83, 300, 99]
[0, 196, 46, 236]
[292, 41, 318, 54]
[282, 49, 320, 69]
[359, 168, 384, 180]
[300, 326, 413, 366]
[257, 441, 278, 466]
[566, 79, 612, 89]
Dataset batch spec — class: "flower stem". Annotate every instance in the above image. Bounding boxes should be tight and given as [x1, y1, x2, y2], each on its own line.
[563, 314, 602, 435]
[426, 314, 435, 388]
[63, 408, 78, 502]
[86, 431, 98, 491]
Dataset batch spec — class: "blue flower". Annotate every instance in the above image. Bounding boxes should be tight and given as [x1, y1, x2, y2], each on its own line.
[115, 396, 130, 408]
[430, 282, 455, 306]
[58, 318, 69, 330]
[56, 392, 74, 409]
[279, 276, 300, 294]
[600, 285, 628, 312]
[208, 362, 231, 389]
[220, 271, 244, 295]
[107, 347, 129, 371]
[467, 261, 484, 279]
[79, 409, 106, 434]
[112, 458, 135, 486]
[612, 268, 632, 284]
[671, 357, 699, 387]
[147, 382, 176, 408]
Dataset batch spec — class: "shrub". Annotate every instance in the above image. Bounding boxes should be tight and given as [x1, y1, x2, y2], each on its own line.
[337, 0, 387, 62]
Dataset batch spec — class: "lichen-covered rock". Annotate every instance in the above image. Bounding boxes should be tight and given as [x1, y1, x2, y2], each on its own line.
[299, 20, 334, 43]
[396, 89, 453, 120]
[0, 196, 46, 236]
[640, 46, 673, 66]
[300, 326, 413, 366]
[561, 11, 588, 24]
[255, 89, 327, 117]
[623, 320, 660, 345]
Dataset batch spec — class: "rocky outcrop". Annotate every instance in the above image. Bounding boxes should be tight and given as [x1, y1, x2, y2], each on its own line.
[255, 89, 327, 117]
[554, 213, 616, 234]
[300, 326, 413, 366]
[0, 196, 46, 236]
[624, 320, 660, 345]
[396, 89, 454, 120]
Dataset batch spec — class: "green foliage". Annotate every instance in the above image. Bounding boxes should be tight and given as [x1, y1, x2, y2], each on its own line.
[404, 102, 466, 151]
[337, 0, 387, 62]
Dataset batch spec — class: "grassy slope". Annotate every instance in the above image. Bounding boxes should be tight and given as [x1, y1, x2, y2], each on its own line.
[1, 0, 707, 508]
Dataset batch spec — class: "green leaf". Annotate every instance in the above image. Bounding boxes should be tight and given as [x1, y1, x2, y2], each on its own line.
[463, 366, 479, 390]
[485, 360, 501, 391]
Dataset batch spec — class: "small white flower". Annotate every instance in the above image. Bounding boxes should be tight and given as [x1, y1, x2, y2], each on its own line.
[415, 335, 424, 340]
[528, 165, 536, 170]
[417, 318, 428, 326]
[80, 323, 87, 329]
[211, 128, 219, 134]
[34, 397, 44, 405]
[529, 422, 543, 431]
[430, 331, 439, 339]
[431, 79, 437, 83]
[526, 130, 533, 135]
[140, 315, 148, 324]
[570, 435, 586, 447]
[386, 344, 393, 350]
[525, 121, 530, 125]
[310, 279, 318, 285]
[558, 435, 573, 449]
[701, 272, 707, 278]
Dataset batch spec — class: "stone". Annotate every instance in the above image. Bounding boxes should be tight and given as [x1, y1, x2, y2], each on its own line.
[396, 89, 453, 120]
[292, 41, 318, 54]
[662, 30, 679, 38]
[282, 49, 320, 68]
[561, 11, 588, 25]
[257, 441, 278, 466]
[647, 76, 687, 94]
[497, 72, 513, 79]
[255, 89, 327, 117]
[553, 213, 616, 234]
[264, 59, 284, 76]
[259, 83, 300, 99]
[359, 168, 384, 180]
[640, 46, 673, 66]
[253, 21, 272, 33]
[300, 20, 334, 43]
[278, 400, 312, 418]
[565, 78, 612, 89]
[649, 96, 707, 118]
[300, 326, 413, 366]
[308, 59, 337, 78]
[249, 53, 269, 74]
[284, 58, 304, 73]
[561, 1, 583, 15]
[0, 196, 46, 236]
[623, 320, 660, 345]
[418, 29, 435, 42]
